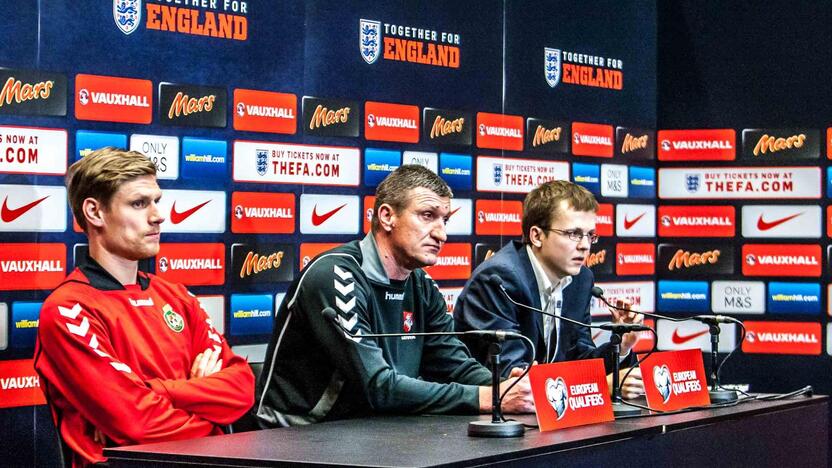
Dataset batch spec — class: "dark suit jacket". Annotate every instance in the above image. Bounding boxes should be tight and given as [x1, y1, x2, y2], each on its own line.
[454, 240, 623, 377]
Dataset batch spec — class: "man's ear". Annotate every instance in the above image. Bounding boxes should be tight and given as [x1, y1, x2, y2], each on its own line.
[82, 197, 106, 229]
[375, 203, 396, 233]
[528, 226, 544, 248]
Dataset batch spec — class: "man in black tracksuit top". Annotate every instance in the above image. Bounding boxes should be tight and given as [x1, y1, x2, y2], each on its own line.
[256, 165, 535, 427]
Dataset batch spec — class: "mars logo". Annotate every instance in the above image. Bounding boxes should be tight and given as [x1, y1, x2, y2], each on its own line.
[653, 365, 672, 403]
[159, 83, 226, 128]
[0, 69, 67, 117]
[402, 311, 414, 333]
[360, 19, 382, 64]
[546, 377, 569, 419]
[544, 48, 561, 88]
[113, 0, 141, 35]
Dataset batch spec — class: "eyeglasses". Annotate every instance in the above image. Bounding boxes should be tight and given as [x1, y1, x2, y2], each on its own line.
[547, 228, 599, 244]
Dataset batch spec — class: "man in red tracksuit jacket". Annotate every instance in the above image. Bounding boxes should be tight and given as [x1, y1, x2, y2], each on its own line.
[34, 147, 254, 467]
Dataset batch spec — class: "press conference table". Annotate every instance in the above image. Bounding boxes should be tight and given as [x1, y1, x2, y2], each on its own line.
[106, 396, 828, 467]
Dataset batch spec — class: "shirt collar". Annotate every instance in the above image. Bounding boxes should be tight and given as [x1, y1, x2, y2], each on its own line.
[79, 253, 150, 291]
[525, 244, 572, 297]
[359, 233, 393, 285]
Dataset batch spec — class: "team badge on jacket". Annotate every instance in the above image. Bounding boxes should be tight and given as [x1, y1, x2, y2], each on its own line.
[162, 304, 185, 333]
[402, 311, 414, 333]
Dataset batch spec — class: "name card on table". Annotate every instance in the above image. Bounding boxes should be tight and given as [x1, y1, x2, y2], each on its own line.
[529, 358, 613, 432]
[641, 349, 711, 411]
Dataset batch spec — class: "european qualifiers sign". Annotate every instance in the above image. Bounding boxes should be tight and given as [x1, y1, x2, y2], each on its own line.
[158, 83, 227, 128]
[302, 96, 360, 138]
[423, 108, 471, 146]
[658, 243, 734, 277]
[615, 127, 654, 160]
[0, 68, 66, 116]
[740, 129, 820, 160]
[230, 243, 295, 285]
[526, 118, 569, 154]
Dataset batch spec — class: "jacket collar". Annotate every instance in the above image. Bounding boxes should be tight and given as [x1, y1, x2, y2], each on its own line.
[79, 253, 150, 291]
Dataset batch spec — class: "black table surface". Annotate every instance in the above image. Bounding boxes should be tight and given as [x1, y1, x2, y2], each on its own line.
[105, 396, 828, 467]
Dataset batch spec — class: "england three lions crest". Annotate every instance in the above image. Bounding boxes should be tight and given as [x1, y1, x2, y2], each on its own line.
[114, 0, 141, 35]
[360, 19, 381, 64]
[544, 48, 561, 88]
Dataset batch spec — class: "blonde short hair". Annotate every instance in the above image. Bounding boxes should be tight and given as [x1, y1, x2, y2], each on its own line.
[66, 147, 156, 231]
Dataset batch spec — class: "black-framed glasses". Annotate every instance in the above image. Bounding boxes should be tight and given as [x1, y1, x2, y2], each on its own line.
[547, 228, 599, 244]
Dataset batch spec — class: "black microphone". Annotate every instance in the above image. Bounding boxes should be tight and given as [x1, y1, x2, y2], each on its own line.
[489, 275, 649, 333]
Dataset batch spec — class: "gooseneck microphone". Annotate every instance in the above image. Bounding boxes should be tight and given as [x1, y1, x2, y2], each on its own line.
[321, 307, 535, 438]
[488, 276, 651, 334]
[591, 286, 736, 325]
[487, 275, 654, 417]
[591, 286, 743, 403]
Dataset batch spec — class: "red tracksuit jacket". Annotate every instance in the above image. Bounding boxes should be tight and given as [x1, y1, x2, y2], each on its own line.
[34, 259, 254, 467]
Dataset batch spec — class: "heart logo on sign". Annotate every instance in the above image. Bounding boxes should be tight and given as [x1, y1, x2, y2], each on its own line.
[545, 377, 569, 420]
[653, 365, 672, 403]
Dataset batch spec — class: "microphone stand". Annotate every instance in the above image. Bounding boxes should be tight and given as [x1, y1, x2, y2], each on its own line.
[593, 289, 739, 404]
[494, 280, 650, 418]
[604, 324, 643, 417]
[696, 317, 738, 403]
[468, 336, 525, 437]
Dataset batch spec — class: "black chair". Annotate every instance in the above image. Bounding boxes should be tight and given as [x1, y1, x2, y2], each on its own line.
[228, 361, 264, 433]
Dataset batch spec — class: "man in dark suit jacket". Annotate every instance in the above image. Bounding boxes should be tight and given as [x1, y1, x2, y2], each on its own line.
[454, 181, 643, 396]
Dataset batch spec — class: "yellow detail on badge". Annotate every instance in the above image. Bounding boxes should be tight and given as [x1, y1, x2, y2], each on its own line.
[162, 304, 185, 333]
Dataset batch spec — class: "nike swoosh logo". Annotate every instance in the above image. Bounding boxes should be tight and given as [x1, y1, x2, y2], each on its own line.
[623, 212, 647, 230]
[671, 329, 709, 345]
[757, 212, 803, 231]
[448, 207, 461, 219]
[170, 200, 211, 224]
[1, 195, 50, 222]
[312, 203, 347, 226]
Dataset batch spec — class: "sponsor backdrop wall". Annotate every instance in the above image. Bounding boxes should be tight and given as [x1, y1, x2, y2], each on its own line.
[0, 1, 660, 464]
[658, 0, 832, 414]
